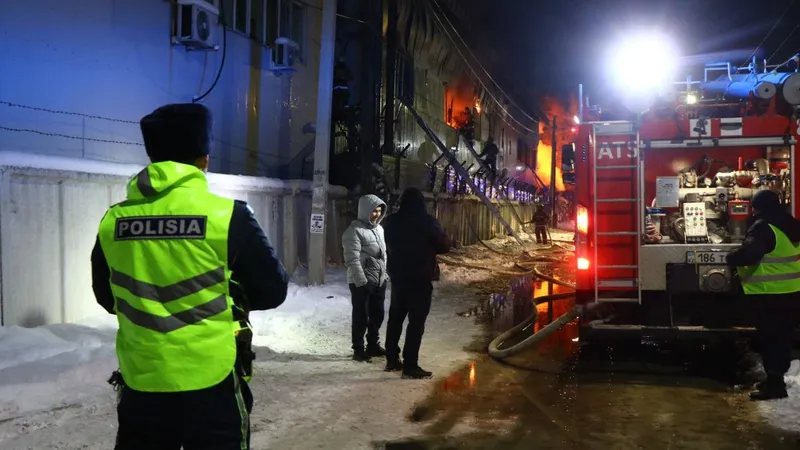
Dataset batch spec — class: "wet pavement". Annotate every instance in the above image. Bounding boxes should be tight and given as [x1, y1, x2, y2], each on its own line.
[378, 276, 800, 450]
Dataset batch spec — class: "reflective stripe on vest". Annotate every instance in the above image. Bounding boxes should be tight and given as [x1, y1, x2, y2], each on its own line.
[98, 162, 237, 393]
[739, 224, 800, 295]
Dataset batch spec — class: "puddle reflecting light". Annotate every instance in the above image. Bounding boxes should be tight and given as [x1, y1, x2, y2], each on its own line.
[469, 361, 476, 387]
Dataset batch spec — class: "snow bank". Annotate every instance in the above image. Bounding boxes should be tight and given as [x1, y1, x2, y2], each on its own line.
[757, 359, 800, 433]
[0, 322, 117, 419]
[0, 267, 487, 449]
[250, 270, 353, 357]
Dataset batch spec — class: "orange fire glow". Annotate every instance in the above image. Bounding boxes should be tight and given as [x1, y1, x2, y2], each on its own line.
[535, 96, 578, 193]
[536, 140, 565, 191]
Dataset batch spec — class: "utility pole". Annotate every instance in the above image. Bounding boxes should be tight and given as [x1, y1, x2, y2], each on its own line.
[384, 0, 398, 178]
[550, 115, 558, 229]
[308, 0, 337, 285]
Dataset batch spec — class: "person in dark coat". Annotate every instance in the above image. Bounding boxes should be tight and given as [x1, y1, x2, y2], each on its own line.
[727, 189, 800, 401]
[479, 137, 499, 180]
[533, 204, 549, 244]
[383, 188, 451, 379]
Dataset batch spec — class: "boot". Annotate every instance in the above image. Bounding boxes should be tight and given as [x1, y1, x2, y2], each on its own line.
[402, 365, 433, 379]
[352, 348, 372, 363]
[749, 377, 788, 401]
[366, 344, 387, 358]
[384, 359, 403, 372]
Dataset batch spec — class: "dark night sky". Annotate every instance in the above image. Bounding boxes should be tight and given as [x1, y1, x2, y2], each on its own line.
[461, 0, 800, 113]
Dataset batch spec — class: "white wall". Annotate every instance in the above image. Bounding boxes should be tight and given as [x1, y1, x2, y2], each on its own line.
[0, 0, 322, 177]
[0, 152, 341, 327]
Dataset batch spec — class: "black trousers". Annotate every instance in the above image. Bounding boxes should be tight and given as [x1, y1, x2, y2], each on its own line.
[755, 298, 800, 387]
[535, 225, 548, 244]
[115, 372, 252, 450]
[386, 281, 433, 367]
[349, 283, 386, 350]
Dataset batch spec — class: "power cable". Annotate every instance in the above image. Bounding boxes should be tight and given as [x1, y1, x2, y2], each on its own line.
[428, 0, 541, 125]
[742, 0, 797, 69]
[424, 0, 538, 135]
[193, 0, 228, 103]
[767, 22, 800, 65]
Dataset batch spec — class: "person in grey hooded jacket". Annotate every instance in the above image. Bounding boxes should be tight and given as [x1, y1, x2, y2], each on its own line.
[342, 194, 389, 362]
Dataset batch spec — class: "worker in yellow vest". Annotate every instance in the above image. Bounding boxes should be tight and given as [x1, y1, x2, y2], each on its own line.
[728, 189, 800, 401]
[91, 103, 289, 449]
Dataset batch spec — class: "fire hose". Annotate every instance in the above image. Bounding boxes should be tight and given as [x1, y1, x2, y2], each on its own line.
[488, 266, 578, 360]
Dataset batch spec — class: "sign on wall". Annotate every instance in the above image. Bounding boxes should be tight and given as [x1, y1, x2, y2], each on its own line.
[310, 213, 325, 234]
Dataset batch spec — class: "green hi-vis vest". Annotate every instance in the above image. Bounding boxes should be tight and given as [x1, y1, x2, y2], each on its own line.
[98, 162, 238, 392]
[739, 224, 800, 295]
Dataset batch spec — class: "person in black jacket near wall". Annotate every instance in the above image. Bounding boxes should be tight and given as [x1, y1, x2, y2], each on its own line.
[383, 188, 451, 379]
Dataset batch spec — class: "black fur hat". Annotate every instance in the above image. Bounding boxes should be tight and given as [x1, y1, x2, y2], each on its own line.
[140, 103, 213, 163]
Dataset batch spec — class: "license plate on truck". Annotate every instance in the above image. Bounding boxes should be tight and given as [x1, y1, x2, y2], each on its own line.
[686, 251, 729, 264]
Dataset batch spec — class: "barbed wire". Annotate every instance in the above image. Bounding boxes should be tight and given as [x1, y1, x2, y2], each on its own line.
[0, 100, 293, 161]
[0, 101, 139, 124]
[0, 125, 144, 147]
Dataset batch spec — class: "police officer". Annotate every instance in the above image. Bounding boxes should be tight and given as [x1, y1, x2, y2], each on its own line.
[728, 189, 800, 401]
[90, 103, 289, 449]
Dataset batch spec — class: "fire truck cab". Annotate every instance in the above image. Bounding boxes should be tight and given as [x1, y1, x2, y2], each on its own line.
[566, 61, 800, 338]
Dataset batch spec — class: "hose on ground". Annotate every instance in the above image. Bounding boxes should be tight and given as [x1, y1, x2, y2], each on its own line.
[488, 266, 578, 360]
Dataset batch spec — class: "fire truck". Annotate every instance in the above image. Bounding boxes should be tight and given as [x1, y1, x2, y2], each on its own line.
[564, 57, 800, 338]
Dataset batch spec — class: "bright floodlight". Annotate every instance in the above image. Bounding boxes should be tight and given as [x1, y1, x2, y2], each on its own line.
[573, 115, 580, 124]
[610, 33, 680, 92]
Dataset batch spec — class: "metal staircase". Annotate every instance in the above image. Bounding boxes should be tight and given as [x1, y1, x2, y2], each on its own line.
[401, 102, 526, 247]
[591, 122, 642, 304]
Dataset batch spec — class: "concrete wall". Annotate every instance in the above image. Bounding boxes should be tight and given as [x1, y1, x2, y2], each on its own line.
[0, 0, 322, 178]
[0, 152, 343, 327]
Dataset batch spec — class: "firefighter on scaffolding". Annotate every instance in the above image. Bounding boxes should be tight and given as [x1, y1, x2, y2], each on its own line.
[533, 204, 549, 245]
[479, 137, 499, 182]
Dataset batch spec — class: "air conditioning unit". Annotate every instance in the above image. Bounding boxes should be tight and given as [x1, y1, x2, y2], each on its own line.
[269, 37, 299, 74]
[173, 0, 219, 51]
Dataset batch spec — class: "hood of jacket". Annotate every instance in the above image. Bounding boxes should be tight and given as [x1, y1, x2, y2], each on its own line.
[751, 190, 800, 242]
[127, 161, 207, 200]
[397, 187, 427, 217]
[356, 194, 387, 228]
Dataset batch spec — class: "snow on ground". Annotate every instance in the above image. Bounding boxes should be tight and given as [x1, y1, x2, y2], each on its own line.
[757, 359, 800, 434]
[0, 266, 492, 450]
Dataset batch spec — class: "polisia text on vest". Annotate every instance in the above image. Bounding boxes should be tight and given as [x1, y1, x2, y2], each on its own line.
[115, 216, 208, 240]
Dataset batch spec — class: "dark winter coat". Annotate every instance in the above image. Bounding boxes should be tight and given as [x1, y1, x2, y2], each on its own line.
[383, 188, 450, 283]
[533, 209, 549, 227]
[728, 190, 800, 302]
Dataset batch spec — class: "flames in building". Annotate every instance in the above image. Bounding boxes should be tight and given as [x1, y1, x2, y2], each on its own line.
[536, 140, 565, 192]
[535, 96, 578, 193]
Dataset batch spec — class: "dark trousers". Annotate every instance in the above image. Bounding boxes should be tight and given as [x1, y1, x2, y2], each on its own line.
[535, 225, 548, 244]
[755, 298, 800, 387]
[386, 281, 433, 367]
[115, 372, 252, 450]
[349, 283, 386, 350]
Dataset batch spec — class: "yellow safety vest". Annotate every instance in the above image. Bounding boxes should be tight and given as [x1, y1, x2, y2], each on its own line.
[98, 161, 238, 392]
[739, 224, 800, 295]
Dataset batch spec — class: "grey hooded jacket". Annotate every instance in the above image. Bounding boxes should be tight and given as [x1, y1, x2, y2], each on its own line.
[342, 195, 388, 287]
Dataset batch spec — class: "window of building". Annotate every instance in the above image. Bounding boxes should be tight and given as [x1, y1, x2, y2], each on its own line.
[234, 0, 247, 32]
[218, 0, 301, 53]
[250, 0, 264, 42]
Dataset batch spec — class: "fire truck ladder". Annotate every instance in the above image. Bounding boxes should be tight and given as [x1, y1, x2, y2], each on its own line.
[592, 123, 642, 304]
[401, 102, 526, 247]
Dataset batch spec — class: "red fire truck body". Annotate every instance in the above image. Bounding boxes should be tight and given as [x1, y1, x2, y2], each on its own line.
[569, 91, 798, 337]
